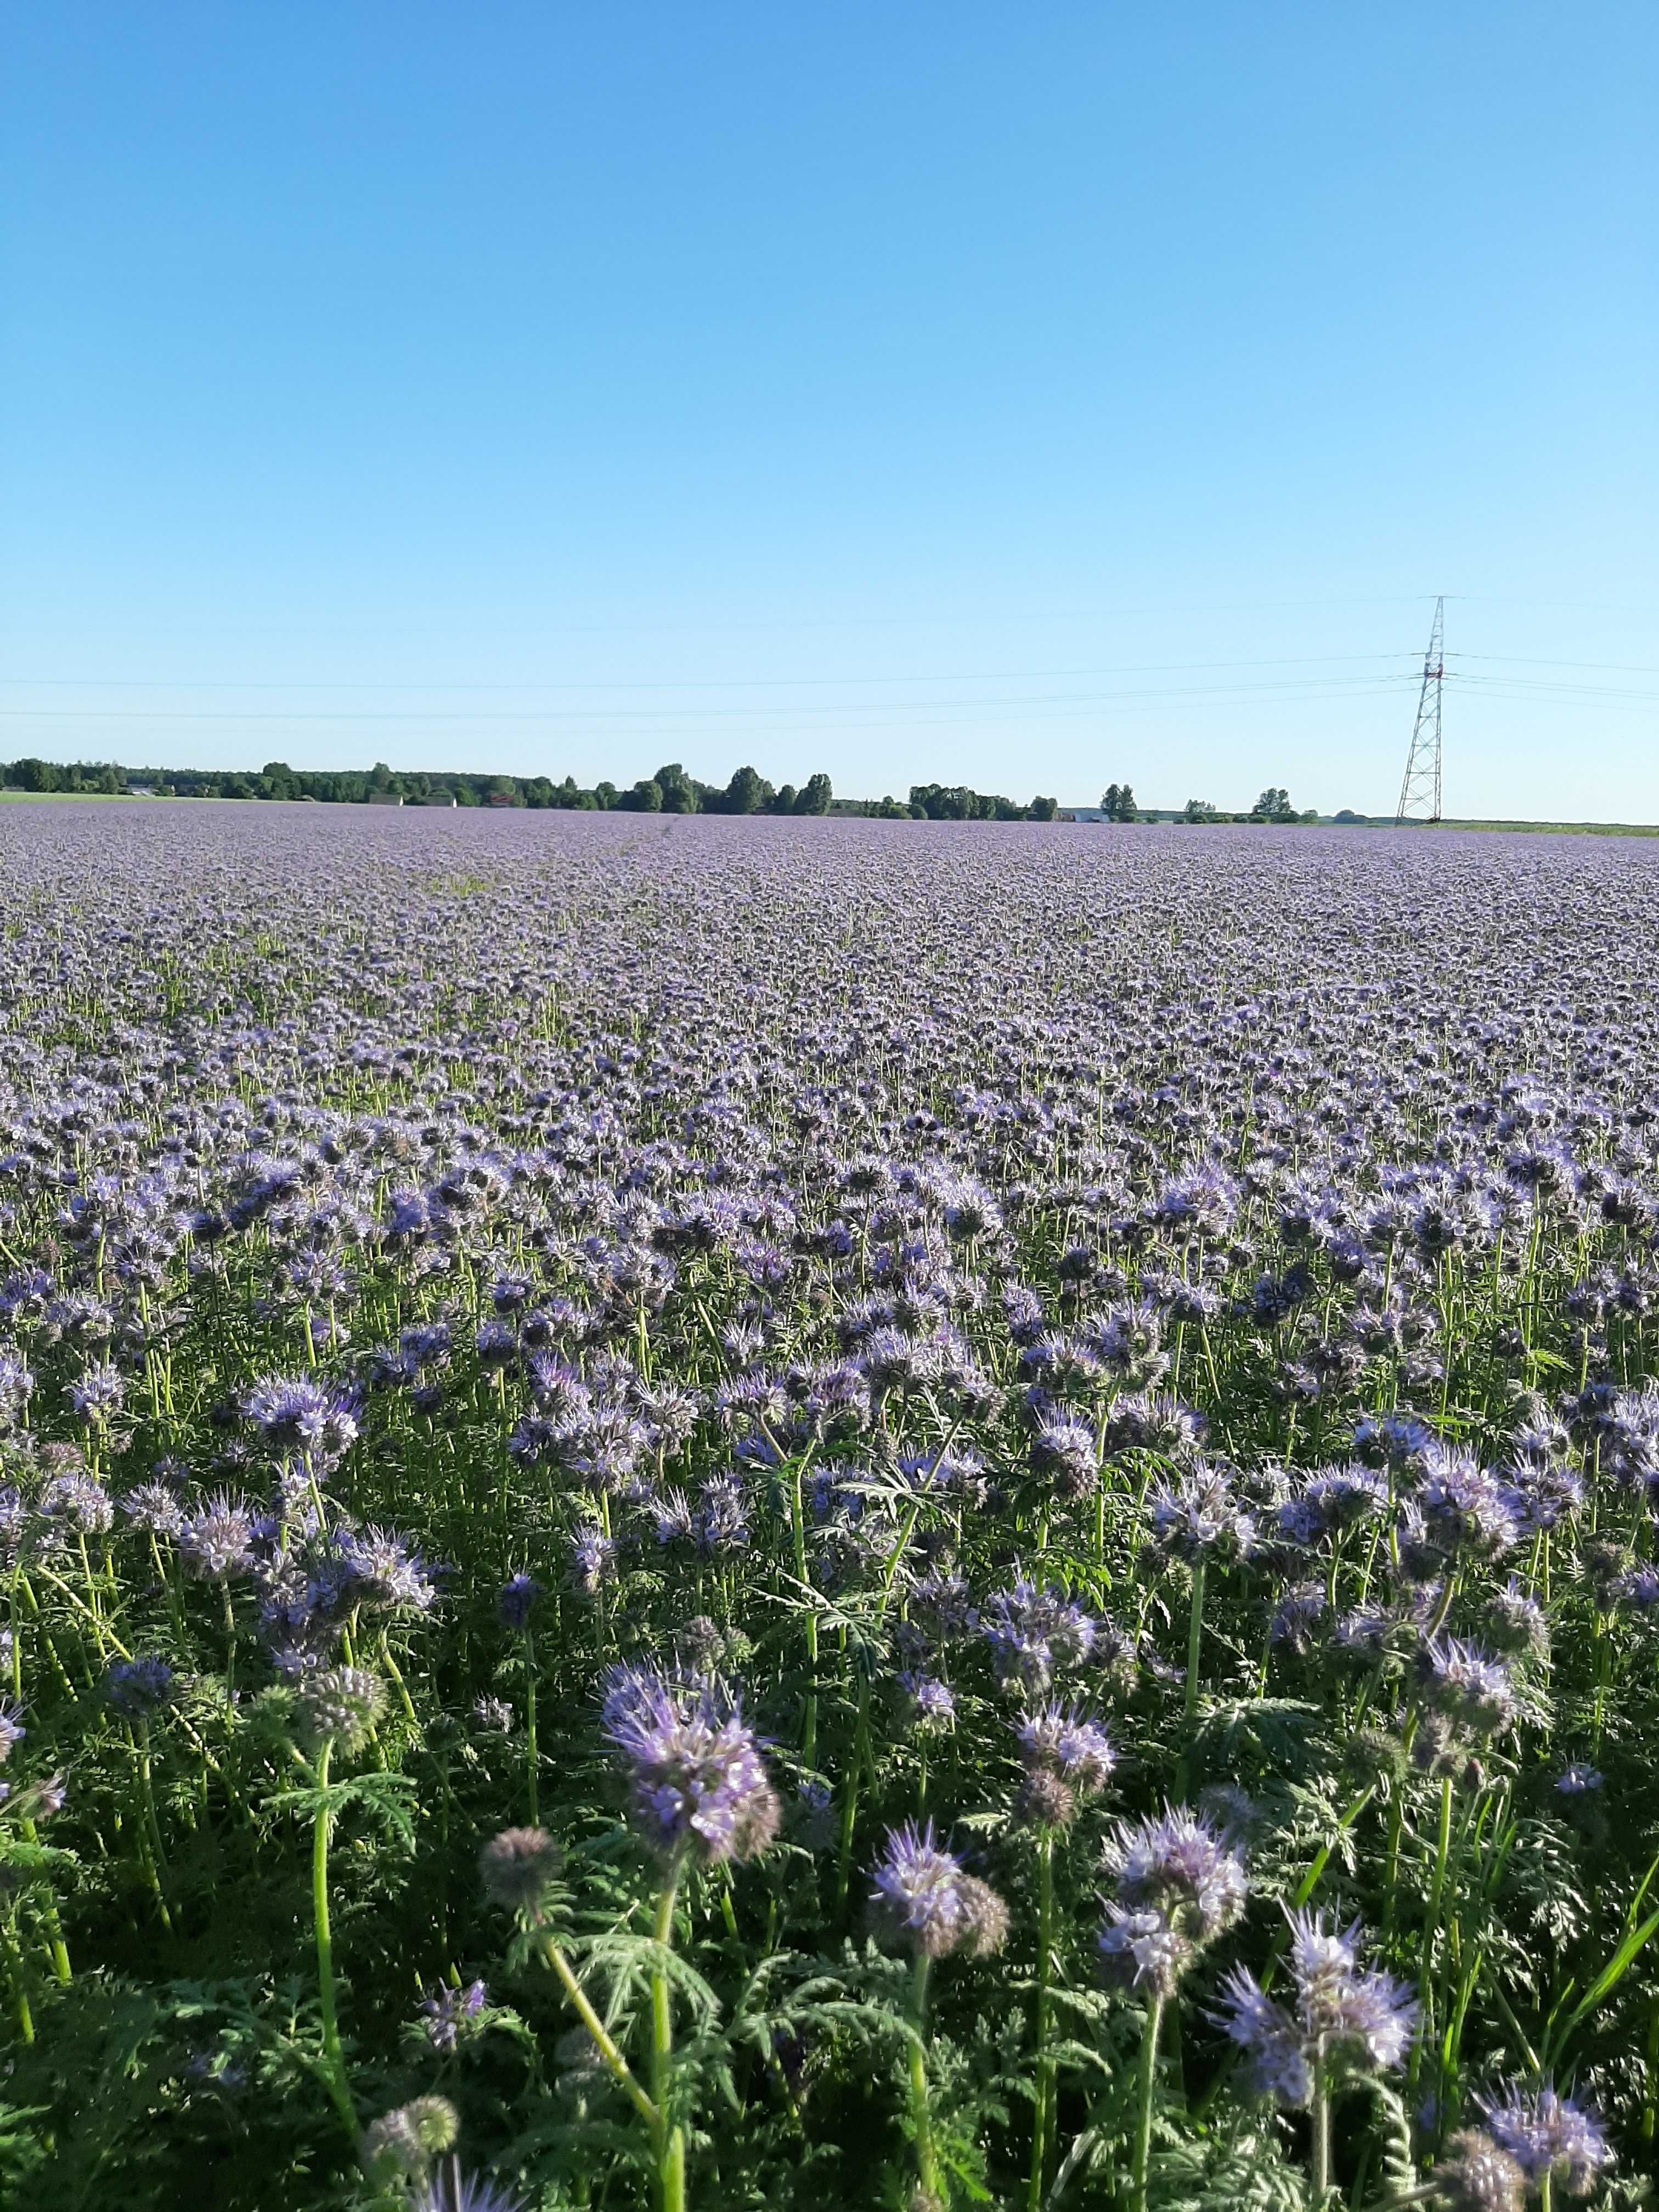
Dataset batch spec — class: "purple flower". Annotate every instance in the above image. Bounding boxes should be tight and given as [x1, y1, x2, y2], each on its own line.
[418, 1978, 488, 2054]
[108, 1656, 175, 1717]
[1102, 1805, 1248, 1949]
[1479, 2081, 1611, 2192]
[600, 1667, 780, 1866]
[1211, 1910, 1417, 2103]
[242, 1374, 362, 1466]
[870, 1820, 1008, 1959]
[496, 1573, 544, 1630]
[179, 1492, 258, 1579]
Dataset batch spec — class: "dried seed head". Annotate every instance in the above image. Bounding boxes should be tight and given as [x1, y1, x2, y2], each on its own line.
[480, 1826, 563, 1917]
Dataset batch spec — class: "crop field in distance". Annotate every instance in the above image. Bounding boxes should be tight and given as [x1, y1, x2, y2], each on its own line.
[1, 800, 1656, 2212]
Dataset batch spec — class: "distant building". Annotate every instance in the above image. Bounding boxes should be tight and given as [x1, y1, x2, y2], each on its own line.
[367, 792, 404, 806]
[486, 792, 515, 808]
[127, 784, 155, 798]
[420, 792, 457, 808]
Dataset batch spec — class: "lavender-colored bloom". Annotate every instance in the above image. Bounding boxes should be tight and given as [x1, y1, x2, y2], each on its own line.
[66, 1360, 125, 1424]
[1420, 1447, 1523, 1555]
[1555, 1762, 1602, 1794]
[1420, 1637, 1518, 1739]
[180, 1492, 258, 1579]
[870, 1820, 1008, 1959]
[600, 1666, 780, 1865]
[41, 1469, 115, 1536]
[1479, 2082, 1611, 2193]
[897, 1671, 956, 1731]
[1212, 1910, 1417, 2104]
[418, 1978, 488, 2053]
[1016, 1701, 1116, 1792]
[981, 1576, 1097, 1697]
[496, 1572, 544, 1630]
[0, 1703, 25, 1763]
[1102, 1805, 1248, 1953]
[1149, 1463, 1256, 1562]
[242, 1373, 362, 1465]
[0, 1346, 33, 1432]
[567, 1526, 616, 1594]
[414, 2158, 527, 2212]
[122, 1481, 187, 1538]
[108, 1656, 176, 1717]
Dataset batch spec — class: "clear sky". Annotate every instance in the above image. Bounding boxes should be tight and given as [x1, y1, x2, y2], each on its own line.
[4, 5, 1655, 816]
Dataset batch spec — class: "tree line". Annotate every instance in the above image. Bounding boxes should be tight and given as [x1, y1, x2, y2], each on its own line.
[1102, 783, 1321, 824]
[0, 757, 835, 814]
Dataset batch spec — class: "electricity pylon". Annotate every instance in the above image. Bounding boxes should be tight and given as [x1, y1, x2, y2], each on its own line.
[1395, 596, 1444, 824]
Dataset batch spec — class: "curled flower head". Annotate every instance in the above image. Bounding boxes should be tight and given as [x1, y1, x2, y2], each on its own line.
[107, 1656, 175, 1718]
[1098, 1904, 1193, 1996]
[1148, 1463, 1256, 1564]
[298, 1664, 387, 1754]
[1102, 1804, 1248, 1950]
[480, 1826, 563, 1917]
[1015, 1702, 1116, 1805]
[1212, 1909, 1417, 2103]
[1420, 1637, 1518, 1740]
[496, 1572, 543, 1630]
[870, 1820, 1007, 1960]
[1431, 2130, 1527, 2212]
[419, 1978, 488, 2054]
[1477, 2082, 1611, 2195]
[365, 2095, 460, 2184]
[179, 1492, 258, 1580]
[600, 1666, 780, 1866]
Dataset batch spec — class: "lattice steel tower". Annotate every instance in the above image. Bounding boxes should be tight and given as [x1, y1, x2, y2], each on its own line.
[1395, 596, 1445, 823]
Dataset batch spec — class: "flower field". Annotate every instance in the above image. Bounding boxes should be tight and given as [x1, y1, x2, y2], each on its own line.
[1, 802, 1656, 2211]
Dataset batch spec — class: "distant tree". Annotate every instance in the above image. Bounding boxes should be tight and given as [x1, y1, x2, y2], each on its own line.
[795, 772, 833, 815]
[1102, 782, 1139, 822]
[653, 763, 700, 813]
[594, 781, 618, 810]
[11, 758, 57, 790]
[1180, 797, 1221, 823]
[523, 776, 556, 808]
[622, 778, 664, 812]
[723, 764, 773, 815]
[1249, 787, 1298, 823]
[772, 783, 798, 814]
[1027, 794, 1058, 821]
[872, 794, 911, 818]
[262, 760, 296, 799]
[1333, 808, 1367, 824]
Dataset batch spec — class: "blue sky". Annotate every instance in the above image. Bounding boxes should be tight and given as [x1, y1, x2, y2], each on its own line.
[4, 4, 1655, 815]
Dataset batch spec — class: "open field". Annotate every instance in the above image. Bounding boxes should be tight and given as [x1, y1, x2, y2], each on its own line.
[1, 805, 1656, 2209]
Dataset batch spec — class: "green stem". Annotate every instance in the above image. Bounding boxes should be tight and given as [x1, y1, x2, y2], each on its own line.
[309, 1740, 356, 2136]
[1184, 1556, 1206, 1720]
[1132, 1991, 1165, 2212]
[1312, 2040, 1330, 2200]
[1028, 1827, 1055, 2212]
[909, 1951, 940, 2207]
[537, 1933, 658, 2127]
[523, 1627, 540, 1826]
[653, 1868, 687, 2212]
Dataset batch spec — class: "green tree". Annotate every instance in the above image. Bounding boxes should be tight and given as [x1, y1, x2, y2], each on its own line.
[623, 778, 664, 812]
[723, 765, 772, 814]
[1102, 782, 1139, 822]
[1180, 798, 1220, 823]
[652, 763, 700, 813]
[1027, 794, 1058, 821]
[795, 772, 833, 815]
[1249, 787, 1297, 823]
